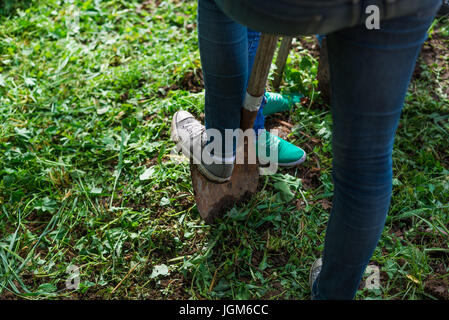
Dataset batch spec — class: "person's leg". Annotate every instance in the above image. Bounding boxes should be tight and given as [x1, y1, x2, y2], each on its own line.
[198, 0, 248, 143]
[171, 0, 248, 182]
[312, 2, 441, 299]
[195, 0, 306, 168]
[173, 0, 306, 181]
[247, 29, 307, 167]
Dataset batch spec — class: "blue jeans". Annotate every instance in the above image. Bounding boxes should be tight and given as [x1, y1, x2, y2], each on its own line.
[198, 14, 264, 137]
[197, 0, 442, 299]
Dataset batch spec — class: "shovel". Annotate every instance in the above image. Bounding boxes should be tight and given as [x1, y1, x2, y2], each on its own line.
[191, 34, 279, 224]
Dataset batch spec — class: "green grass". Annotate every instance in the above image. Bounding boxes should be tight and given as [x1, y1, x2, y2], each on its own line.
[0, 0, 448, 300]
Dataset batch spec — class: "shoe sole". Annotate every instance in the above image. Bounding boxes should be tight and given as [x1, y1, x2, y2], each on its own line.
[277, 151, 307, 167]
[258, 151, 307, 168]
[171, 111, 231, 183]
[309, 258, 323, 292]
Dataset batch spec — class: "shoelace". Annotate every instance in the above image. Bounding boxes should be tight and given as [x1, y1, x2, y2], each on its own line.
[183, 121, 204, 138]
[266, 93, 285, 106]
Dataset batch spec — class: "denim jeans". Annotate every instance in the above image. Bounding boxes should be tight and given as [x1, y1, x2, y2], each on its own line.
[198, 11, 265, 138]
[197, 0, 442, 299]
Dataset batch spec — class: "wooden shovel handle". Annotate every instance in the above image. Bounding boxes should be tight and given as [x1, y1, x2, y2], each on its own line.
[240, 34, 278, 131]
[247, 34, 279, 97]
[273, 36, 293, 90]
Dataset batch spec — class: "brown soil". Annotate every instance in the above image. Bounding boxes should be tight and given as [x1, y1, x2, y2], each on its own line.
[158, 68, 204, 97]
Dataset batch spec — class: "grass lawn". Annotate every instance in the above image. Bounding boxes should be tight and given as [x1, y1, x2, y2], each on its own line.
[0, 0, 448, 300]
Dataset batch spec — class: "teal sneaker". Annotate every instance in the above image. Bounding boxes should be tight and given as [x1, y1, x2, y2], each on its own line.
[256, 130, 306, 167]
[263, 92, 303, 116]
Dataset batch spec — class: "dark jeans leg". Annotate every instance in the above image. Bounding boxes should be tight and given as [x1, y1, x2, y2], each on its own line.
[313, 5, 439, 299]
[198, 0, 247, 139]
[198, 1, 265, 151]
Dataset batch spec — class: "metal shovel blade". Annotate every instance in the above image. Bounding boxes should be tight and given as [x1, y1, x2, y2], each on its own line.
[190, 160, 259, 224]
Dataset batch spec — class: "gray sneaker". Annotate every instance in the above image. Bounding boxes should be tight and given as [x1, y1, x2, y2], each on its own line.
[171, 110, 234, 183]
[309, 258, 322, 295]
